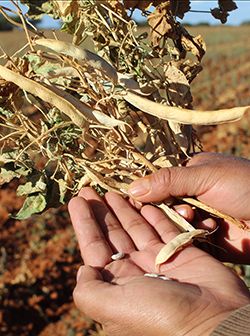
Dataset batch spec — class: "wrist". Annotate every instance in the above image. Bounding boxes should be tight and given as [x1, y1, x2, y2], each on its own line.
[189, 298, 250, 336]
[182, 295, 250, 336]
[189, 311, 233, 336]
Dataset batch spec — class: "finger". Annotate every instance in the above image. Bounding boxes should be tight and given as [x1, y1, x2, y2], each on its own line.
[186, 152, 222, 166]
[173, 204, 195, 222]
[68, 196, 113, 267]
[127, 165, 215, 203]
[138, 205, 209, 275]
[141, 205, 179, 244]
[105, 192, 160, 250]
[195, 217, 217, 231]
[74, 265, 121, 322]
[79, 187, 135, 254]
[128, 197, 143, 210]
[187, 152, 243, 167]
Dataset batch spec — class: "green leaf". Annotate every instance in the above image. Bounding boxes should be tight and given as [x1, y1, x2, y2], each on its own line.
[24, 54, 59, 75]
[0, 152, 33, 170]
[36, 63, 60, 75]
[14, 193, 47, 220]
[0, 164, 31, 185]
[0, 168, 20, 185]
[17, 173, 47, 196]
[24, 54, 42, 71]
[0, 107, 14, 118]
[0, 151, 19, 165]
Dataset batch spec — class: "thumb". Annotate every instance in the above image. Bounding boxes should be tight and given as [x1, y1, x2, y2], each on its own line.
[73, 265, 118, 322]
[128, 165, 215, 203]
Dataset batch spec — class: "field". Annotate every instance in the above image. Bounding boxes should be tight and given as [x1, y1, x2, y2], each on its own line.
[0, 26, 250, 335]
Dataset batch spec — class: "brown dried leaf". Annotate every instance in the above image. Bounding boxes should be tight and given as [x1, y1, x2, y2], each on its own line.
[164, 64, 191, 107]
[181, 34, 206, 61]
[218, 0, 237, 12]
[124, 0, 164, 10]
[170, 0, 191, 19]
[54, 0, 79, 18]
[148, 2, 174, 47]
[211, 8, 229, 24]
[179, 60, 203, 83]
[124, 0, 153, 10]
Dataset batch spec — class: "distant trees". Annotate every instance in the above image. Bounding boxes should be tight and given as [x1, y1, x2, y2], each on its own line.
[241, 20, 250, 26]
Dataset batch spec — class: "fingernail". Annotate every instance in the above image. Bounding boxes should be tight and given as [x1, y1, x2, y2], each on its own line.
[174, 206, 188, 218]
[77, 266, 84, 282]
[128, 178, 151, 197]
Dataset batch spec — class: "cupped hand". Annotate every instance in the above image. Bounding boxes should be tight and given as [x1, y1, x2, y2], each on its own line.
[68, 187, 250, 336]
[128, 152, 250, 263]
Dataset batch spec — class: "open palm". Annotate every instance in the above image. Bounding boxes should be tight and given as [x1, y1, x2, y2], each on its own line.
[69, 187, 250, 336]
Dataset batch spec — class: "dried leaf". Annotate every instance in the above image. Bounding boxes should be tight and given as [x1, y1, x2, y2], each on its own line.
[124, 0, 153, 10]
[211, 8, 229, 24]
[117, 73, 154, 96]
[124, 1, 165, 10]
[57, 178, 68, 203]
[170, 0, 191, 19]
[168, 121, 190, 157]
[181, 34, 206, 61]
[54, 0, 78, 17]
[164, 64, 191, 106]
[148, 2, 174, 47]
[84, 166, 127, 193]
[218, 0, 237, 12]
[152, 156, 172, 168]
[77, 175, 91, 190]
[14, 193, 47, 220]
[0, 161, 31, 185]
[155, 229, 208, 268]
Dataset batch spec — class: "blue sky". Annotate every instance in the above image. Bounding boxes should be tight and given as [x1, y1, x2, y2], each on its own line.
[181, 0, 250, 25]
[2, 1, 250, 27]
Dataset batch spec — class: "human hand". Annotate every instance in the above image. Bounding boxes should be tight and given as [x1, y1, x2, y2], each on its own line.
[68, 187, 250, 336]
[128, 152, 250, 263]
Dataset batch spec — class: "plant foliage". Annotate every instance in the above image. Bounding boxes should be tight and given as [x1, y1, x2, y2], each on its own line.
[0, 0, 245, 223]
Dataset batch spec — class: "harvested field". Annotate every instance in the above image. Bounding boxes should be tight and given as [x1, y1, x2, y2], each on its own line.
[0, 26, 250, 335]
